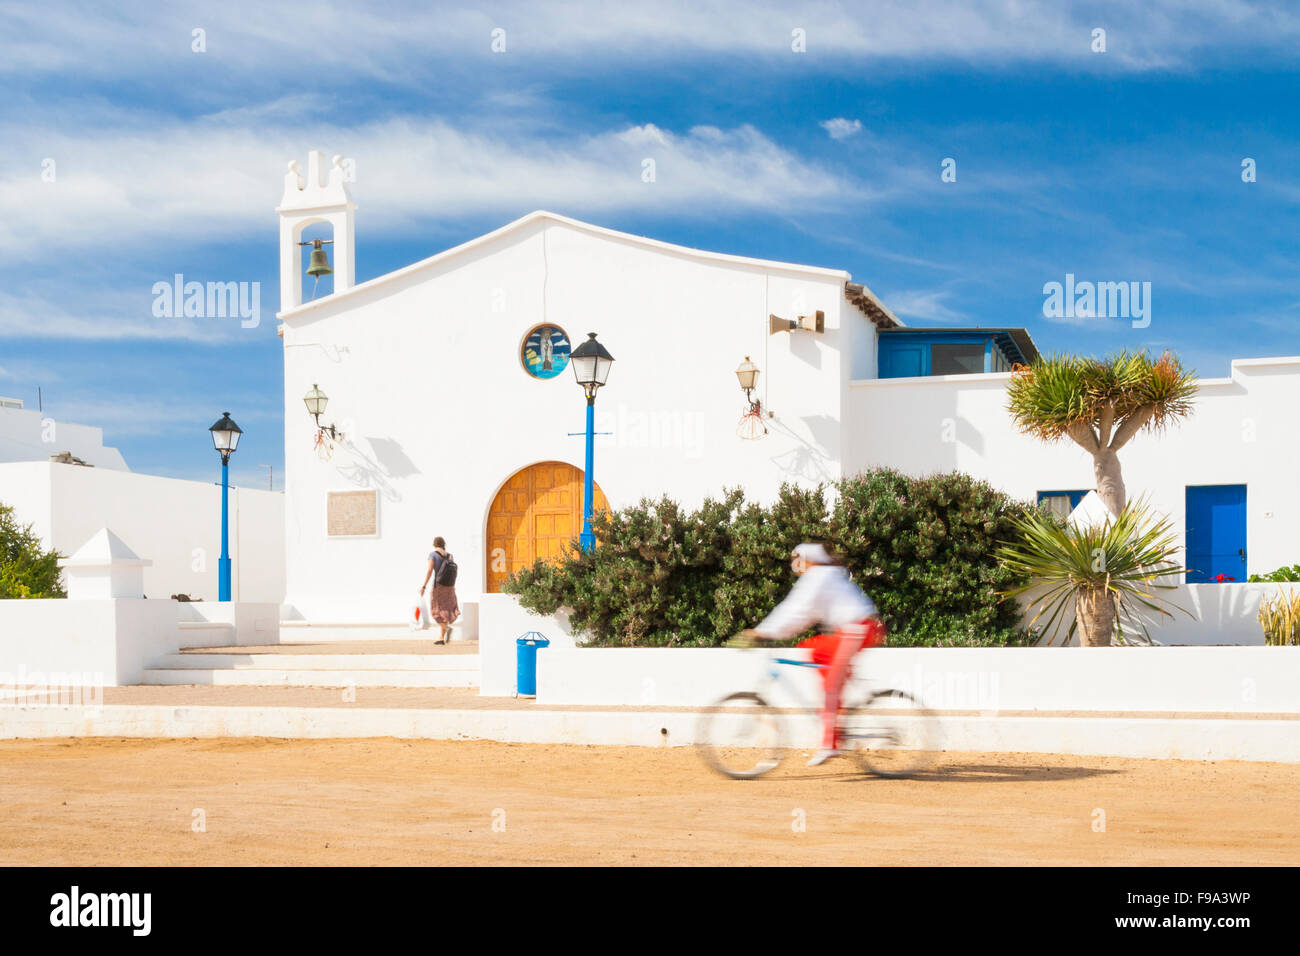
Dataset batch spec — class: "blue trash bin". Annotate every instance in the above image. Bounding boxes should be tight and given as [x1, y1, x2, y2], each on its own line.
[516, 631, 551, 696]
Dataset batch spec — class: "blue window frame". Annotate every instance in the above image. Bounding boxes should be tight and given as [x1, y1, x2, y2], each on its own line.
[1036, 490, 1090, 518]
[877, 330, 1032, 379]
[1037, 490, 1090, 509]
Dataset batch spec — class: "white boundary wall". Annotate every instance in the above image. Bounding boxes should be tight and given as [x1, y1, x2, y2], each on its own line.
[176, 602, 281, 647]
[536, 646, 1300, 713]
[2, 705, 1295, 763]
[480, 580, 1293, 699]
[478, 593, 577, 696]
[0, 461, 284, 604]
[0, 600, 279, 686]
[0, 600, 180, 686]
[1030, 582, 1296, 646]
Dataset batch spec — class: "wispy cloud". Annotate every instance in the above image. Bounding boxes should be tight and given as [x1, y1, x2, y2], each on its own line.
[820, 118, 863, 140]
[4, 1, 1297, 81]
[0, 287, 256, 342]
[886, 289, 967, 324]
[0, 112, 853, 264]
[0, 359, 64, 385]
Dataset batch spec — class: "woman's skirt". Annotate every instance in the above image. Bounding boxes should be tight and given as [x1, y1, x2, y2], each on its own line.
[430, 584, 460, 625]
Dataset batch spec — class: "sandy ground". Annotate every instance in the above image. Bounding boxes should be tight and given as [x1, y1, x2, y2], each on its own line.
[0, 738, 1296, 866]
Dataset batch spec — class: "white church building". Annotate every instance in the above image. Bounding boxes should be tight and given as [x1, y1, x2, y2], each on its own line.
[275, 151, 1300, 640]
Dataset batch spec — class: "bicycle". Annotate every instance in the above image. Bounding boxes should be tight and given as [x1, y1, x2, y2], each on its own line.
[695, 642, 941, 780]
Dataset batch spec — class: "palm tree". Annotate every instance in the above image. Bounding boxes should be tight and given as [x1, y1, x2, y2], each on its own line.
[997, 501, 1188, 646]
[1006, 351, 1197, 517]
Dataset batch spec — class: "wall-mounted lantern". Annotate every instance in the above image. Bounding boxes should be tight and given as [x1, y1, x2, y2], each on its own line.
[735, 356, 761, 409]
[769, 310, 825, 334]
[303, 383, 345, 442]
[734, 356, 767, 440]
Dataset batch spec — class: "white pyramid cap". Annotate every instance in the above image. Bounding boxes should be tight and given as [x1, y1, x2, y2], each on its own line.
[1067, 490, 1112, 529]
[59, 528, 152, 569]
[58, 528, 151, 600]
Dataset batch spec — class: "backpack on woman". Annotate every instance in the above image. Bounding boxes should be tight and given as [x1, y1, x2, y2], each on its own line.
[434, 552, 458, 587]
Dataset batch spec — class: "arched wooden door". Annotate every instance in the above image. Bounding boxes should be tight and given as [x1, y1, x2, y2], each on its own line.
[485, 461, 609, 593]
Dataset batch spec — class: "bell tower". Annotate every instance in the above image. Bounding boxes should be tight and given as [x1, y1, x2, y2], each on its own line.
[276, 150, 356, 311]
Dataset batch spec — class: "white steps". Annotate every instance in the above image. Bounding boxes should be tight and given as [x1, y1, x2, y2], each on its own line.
[140, 652, 480, 688]
[278, 622, 420, 642]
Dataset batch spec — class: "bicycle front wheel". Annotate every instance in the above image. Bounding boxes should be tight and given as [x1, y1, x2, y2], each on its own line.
[695, 692, 785, 779]
[840, 689, 940, 779]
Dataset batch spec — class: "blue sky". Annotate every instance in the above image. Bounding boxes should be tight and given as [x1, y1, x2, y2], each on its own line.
[1, 1, 1297, 488]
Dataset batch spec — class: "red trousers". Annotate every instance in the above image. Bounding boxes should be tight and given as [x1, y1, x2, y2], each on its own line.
[799, 619, 884, 749]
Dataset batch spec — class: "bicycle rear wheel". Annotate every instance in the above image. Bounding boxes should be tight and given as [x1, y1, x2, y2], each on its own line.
[840, 689, 940, 778]
[695, 692, 785, 779]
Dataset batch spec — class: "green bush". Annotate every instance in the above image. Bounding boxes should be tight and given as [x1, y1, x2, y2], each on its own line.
[832, 470, 1031, 646]
[1249, 564, 1300, 583]
[0, 502, 64, 599]
[502, 469, 1034, 647]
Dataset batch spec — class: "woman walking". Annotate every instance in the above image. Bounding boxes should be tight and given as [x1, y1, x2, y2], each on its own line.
[420, 536, 460, 644]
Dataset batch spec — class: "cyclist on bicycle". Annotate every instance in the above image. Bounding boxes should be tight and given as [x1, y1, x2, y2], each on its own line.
[740, 541, 885, 767]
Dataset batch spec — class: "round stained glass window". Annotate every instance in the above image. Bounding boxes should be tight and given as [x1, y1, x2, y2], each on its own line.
[521, 324, 572, 379]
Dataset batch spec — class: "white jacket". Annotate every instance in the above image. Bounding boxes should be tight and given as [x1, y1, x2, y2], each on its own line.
[753, 564, 878, 639]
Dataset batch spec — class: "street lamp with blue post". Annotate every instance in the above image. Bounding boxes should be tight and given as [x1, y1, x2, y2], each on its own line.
[208, 412, 242, 601]
[569, 332, 615, 552]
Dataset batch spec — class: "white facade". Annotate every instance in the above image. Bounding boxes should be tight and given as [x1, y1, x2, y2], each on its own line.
[276, 152, 1300, 632]
[848, 357, 1300, 577]
[0, 461, 285, 604]
[278, 191, 891, 628]
[0, 403, 128, 469]
[0, 403, 285, 605]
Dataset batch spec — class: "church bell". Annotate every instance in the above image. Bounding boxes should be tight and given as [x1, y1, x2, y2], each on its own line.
[305, 239, 334, 278]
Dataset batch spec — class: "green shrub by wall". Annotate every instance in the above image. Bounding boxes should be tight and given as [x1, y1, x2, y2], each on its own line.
[0, 502, 64, 599]
[503, 468, 1034, 647]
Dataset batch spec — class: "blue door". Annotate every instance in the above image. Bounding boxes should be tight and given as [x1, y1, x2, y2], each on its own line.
[1185, 485, 1247, 583]
[879, 342, 925, 378]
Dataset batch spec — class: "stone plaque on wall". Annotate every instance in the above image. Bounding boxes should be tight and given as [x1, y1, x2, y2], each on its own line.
[327, 490, 378, 537]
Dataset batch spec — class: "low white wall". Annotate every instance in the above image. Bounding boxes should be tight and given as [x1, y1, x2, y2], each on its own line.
[481, 581, 1297, 700]
[4, 703, 1295, 763]
[1144, 583, 1293, 645]
[178, 602, 280, 645]
[0, 461, 285, 604]
[537, 647, 824, 709]
[0, 599, 180, 685]
[478, 593, 576, 696]
[1030, 582, 1296, 646]
[0, 599, 281, 686]
[536, 645, 1300, 714]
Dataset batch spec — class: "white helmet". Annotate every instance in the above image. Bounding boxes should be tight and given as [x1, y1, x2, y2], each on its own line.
[792, 542, 835, 565]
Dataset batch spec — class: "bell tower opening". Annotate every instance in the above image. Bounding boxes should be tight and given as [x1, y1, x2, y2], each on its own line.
[276, 150, 356, 311]
[298, 222, 335, 301]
